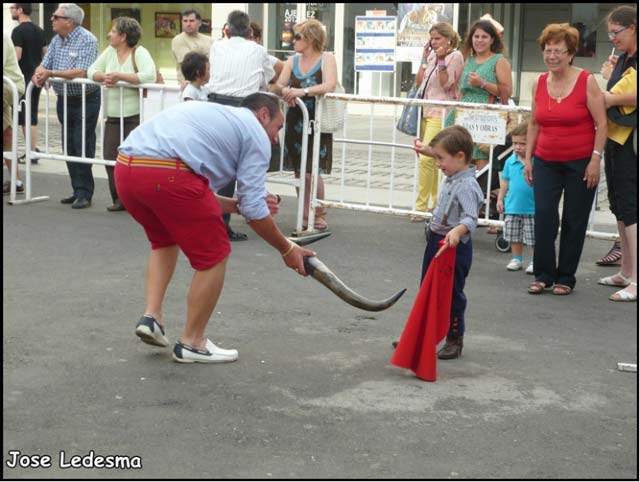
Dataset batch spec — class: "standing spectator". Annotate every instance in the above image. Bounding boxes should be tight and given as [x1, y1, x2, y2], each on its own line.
[411, 22, 464, 220]
[32, 3, 99, 210]
[88, 17, 156, 212]
[180, 52, 210, 101]
[250, 21, 284, 89]
[449, 19, 512, 171]
[597, 6, 637, 302]
[496, 123, 535, 274]
[523, 23, 607, 296]
[3, 32, 26, 195]
[171, 9, 213, 83]
[448, 19, 512, 233]
[206, 10, 276, 241]
[10, 3, 46, 165]
[276, 19, 337, 231]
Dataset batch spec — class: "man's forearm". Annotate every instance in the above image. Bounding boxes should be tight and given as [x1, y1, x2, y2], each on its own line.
[247, 216, 291, 255]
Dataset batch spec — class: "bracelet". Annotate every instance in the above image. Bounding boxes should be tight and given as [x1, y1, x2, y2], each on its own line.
[281, 241, 295, 258]
[592, 149, 603, 158]
[481, 79, 487, 90]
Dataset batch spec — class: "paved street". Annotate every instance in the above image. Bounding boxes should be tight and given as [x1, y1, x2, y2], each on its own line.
[3, 168, 637, 479]
[4, 94, 635, 479]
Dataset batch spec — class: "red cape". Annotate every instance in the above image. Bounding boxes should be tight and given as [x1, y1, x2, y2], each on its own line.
[390, 243, 456, 381]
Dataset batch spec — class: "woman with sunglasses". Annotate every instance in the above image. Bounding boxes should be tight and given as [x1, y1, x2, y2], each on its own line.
[277, 19, 337, 231]
[523, 23, 607, 296]
[596, 5, 637, 302]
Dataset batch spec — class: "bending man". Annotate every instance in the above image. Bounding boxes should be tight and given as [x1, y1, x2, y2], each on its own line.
[116, 93, 314, 364]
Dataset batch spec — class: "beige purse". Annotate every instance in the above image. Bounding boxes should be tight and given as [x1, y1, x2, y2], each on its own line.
[318, 53, 346, 134]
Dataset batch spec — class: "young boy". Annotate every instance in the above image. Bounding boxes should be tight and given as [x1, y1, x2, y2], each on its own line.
[497, 123, 535, 274]
[180, 52, 210, 102]
[406, 125, 484, 359]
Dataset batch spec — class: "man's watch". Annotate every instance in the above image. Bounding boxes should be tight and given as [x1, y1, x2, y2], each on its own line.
[303, 87, 309, 95]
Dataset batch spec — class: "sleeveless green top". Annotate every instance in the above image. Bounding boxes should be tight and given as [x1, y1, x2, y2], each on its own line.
[446, 53, 504, 160]
[459, 53, 503, 104]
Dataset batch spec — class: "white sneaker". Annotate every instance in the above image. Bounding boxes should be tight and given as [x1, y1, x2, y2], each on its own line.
[135, 315, 169, 347]
[525, 262, 534, 274]
[172, 339, 238, 363]
[506, 258, 523, 271]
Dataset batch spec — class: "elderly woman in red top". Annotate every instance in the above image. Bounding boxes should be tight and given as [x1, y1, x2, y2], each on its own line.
[523, 23, 607, 296]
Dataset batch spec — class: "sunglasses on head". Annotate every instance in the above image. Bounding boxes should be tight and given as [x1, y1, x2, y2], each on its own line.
[293, 33, 304, 41]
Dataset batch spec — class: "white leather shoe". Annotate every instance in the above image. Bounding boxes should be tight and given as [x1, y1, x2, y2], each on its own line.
[172, 340, 238, 363]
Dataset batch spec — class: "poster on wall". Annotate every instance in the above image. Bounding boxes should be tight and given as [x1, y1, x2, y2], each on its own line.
[279, 3, 298, 50]
[396, 3, 454, 62]
[354, 16, 397, 72]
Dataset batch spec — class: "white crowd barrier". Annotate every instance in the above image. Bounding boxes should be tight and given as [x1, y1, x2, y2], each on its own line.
[3, 76, 25, 204]
[15, 78, 313, 233]
[307, 92, 618, 241]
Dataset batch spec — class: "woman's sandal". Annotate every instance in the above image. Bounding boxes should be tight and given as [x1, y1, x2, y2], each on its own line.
[595, 241, 622, 266]
[609, 282, 638, 302]
[598, 273, 631, 287]
[313, 213, 329, 231]
[527, 281, 549, 294]
[552, 284, 573, 296]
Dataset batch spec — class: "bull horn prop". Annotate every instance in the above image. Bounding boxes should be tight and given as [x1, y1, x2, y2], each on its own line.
[303, 256, 406, 312]
[288, 232, 406, 311]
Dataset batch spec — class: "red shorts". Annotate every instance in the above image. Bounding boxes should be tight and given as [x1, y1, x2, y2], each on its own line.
[115, 155, 231, 270]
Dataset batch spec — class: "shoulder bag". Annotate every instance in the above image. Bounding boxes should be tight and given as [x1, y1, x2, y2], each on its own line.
[132, 47, 164, 98]
[396, 64, 434, 136]
[318, 52, 346, 134]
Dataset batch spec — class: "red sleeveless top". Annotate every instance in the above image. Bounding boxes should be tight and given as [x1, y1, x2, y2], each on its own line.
[533, 70, 595, 161]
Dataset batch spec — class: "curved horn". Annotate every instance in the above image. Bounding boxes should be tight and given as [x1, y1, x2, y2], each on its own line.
[288, 231, 332, 247]
[303, 256, 406, 312]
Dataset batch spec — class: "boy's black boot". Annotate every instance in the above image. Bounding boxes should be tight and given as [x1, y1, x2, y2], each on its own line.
[437, 335, 463, 360]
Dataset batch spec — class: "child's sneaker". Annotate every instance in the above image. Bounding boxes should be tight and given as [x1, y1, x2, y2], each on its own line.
[506, 258, 523, 271]
[525, 262, 534, 274]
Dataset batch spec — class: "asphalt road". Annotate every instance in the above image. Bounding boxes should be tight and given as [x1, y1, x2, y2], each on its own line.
[3, 172, 637, 479]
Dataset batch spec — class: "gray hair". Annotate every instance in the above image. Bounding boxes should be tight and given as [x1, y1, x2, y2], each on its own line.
[227, 10, 250, 38]
[58, 3, 84, 26]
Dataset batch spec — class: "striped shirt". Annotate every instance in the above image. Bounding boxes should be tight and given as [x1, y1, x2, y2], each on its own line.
[119, 101, 272, 221]
[206, 37, 275, 97]
[41, 26, 99, 97]
[430, 166, 484, 243]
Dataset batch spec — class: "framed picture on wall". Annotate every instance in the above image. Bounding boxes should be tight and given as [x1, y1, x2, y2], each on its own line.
[155, 12, 181, 38]
[199, 19, 212, 34]
[111, 8, 141, 23]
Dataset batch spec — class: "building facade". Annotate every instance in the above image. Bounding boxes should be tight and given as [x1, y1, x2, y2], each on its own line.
[3, 2, 631, 106]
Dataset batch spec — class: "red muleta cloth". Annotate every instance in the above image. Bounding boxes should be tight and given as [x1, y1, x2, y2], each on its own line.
[390, 241, 456, 381]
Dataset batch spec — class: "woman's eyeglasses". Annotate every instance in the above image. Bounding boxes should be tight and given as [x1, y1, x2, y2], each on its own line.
[542, 49, 568, 57]
[293, 33, 304, 41]
[607, 27, 628, 40]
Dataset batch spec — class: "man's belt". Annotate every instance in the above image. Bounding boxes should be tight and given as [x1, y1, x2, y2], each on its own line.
[116, 153, 192, 172]
[208, 92, 244, 106]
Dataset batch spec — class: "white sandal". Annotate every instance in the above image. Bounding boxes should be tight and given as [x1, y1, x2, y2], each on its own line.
[609, 282, 638, 302]
[598, 273, 631, 287]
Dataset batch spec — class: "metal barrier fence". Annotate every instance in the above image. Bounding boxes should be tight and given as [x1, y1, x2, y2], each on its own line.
[14, 78, 312, 233]
[3, 76, 23, 204]
[307, 92, 617, 241]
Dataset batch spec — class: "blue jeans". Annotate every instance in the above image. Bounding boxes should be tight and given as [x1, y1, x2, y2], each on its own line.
[533, 157, 596, 289]
[56, 90, 101, 200]
[421, 231, 473, 337]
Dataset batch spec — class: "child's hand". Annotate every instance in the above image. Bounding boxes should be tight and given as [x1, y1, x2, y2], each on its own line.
[435, 229, 461, 258]
[413, 138, 431, 157]
[496, 199, 504, 213]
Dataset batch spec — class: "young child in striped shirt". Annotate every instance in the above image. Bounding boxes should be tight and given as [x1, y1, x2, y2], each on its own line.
[411, 125, 484, 359]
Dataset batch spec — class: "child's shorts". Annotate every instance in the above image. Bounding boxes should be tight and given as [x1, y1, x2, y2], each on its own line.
[504, 214, 535, 245]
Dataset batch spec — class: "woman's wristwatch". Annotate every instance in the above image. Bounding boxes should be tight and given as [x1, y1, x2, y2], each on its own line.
[303, 87, 309, 95]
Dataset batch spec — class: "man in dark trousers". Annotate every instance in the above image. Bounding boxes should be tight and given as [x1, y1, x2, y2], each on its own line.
[10, 3, 47, 165]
